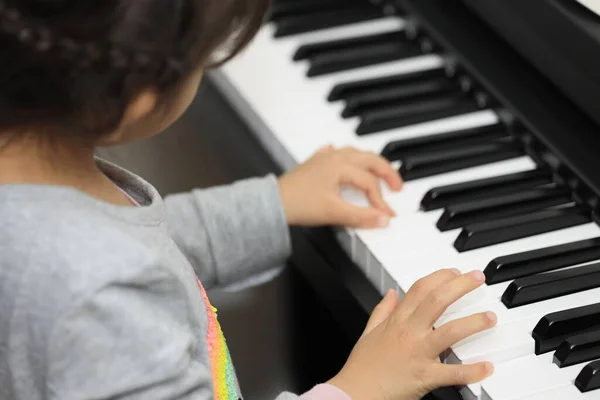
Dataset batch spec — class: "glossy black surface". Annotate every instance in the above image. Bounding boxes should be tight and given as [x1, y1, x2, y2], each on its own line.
[437, 187, 572, 231]
[462, 0, 600, 130]
[554, 330, 600, 368]
[533, 303, 600, 355]
[294, 30, 408, 61]
[357, 94, 481, 135]
[270, 0, 366, 21]
[329, 68, 447, 101]
[485, 237, 600, 284]
[342, 77, 457, 118]
[399, 0, 600, 204]
[381, 124, 508, 162]
[420, 168, 552, 211]
[576, 360, 600, 392]
[502, 260, 600, 308]
[274, 6, 384, 37]
[400, 141, 523, 181]
[454, 205, 590, 253]
[306, 38, 421, 77]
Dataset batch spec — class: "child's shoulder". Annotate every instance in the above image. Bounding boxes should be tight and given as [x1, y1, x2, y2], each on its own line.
[0, 185, 165, 311]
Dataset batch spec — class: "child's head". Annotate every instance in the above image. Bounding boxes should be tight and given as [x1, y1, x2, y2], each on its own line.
[0, 0, 269, 147]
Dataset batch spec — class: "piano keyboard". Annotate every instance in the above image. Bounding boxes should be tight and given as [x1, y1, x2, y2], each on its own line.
[211, 1, 600, 399]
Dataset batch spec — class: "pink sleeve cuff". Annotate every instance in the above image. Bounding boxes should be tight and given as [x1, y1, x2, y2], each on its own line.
[301, 383, 352, 400]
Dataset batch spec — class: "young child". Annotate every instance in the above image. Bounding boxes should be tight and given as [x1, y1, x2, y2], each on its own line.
[0, 1, 497, 399]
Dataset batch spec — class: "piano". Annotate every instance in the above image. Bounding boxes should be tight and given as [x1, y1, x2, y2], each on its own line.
[206, 0, 600, 398]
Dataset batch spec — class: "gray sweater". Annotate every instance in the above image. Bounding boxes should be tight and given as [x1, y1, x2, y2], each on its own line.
[0, 160, 332, 400]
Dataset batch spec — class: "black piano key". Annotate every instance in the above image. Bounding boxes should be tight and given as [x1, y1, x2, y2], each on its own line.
[554, 330, 600, 368]
[270, 0, 364, 21]
[294, 30, 408, 61]
[576, 360, 600, 392]
[341, 77, 458, 118]
[356, 95, 483, 135]
[328, 68, 447, 101]
[400, 141, 523, 181]
[274, 7, 384, 37]
[501, 260, 600, 308]
[454, 205, 590, 253]
[421, 168, 553, 211]
[485, 237, 600, 284]
[381, 124, 508, 162]
[437, 187, 572, 232]
[307, 39, 421, 77]
[533, 303, 600, 355]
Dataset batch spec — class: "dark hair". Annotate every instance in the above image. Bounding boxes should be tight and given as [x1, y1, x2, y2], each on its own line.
[0, 0, 269, 139]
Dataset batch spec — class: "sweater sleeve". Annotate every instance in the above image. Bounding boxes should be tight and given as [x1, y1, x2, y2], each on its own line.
[163, 175, 291, 289]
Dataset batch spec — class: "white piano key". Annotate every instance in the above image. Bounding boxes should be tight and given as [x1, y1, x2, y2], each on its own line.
[446, 317, 537, 365]
[434, 284, 600, 400]
[436, 281, 600, 330]
[217, 16, 600, 400]
[273, 17, 407, 47]
[435, 289, 589, 333]
[354, 110, 499, 154]
[456, 315, 600, 399]
[216, 21, 600, 400]
[479, 353, 597, 400]
[367, 256, 382, 291]
[352, 153, 599, 310]
[381, 267, 397, 295]
[353, 241, 368, 272]
[460, 354, 549, 400]
[221, 21, 493, 167]
[460, 383, 482, 400]
[387, 223, 600, 312]
[304, 53, 445, 91]
[361, 157, 537, 223]
[354, 157, 538, 304]
[478, 354, 562, 400]
[221, 26, 358, 163]
[334, 227, 355, 262]
[516, 385, 600, 400]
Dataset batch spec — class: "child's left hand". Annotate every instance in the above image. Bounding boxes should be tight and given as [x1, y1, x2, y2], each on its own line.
[278, 145, 403, 228]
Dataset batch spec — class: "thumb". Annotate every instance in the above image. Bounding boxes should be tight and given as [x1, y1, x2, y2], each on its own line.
[362, 289, 399, 337]
[432, 362, 494, 388]
[332, 200, 391, 228]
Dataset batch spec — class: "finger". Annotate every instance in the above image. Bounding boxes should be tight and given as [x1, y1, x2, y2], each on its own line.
[396, 269, 461, 318]
[329, 197, 391, 228]
[316, 144, 334, 155]
[428, 362, 494, 388]
[349, 151, 403, 191]
[427, 312, 497, 356]
[411, 270, 486, 328]
[362, 289, 399, 337]
[340, 166, 394, 216]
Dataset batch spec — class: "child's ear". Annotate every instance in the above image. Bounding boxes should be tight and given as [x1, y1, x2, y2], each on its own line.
[124, 89, 159, 123]
[99, 88, 159, 145]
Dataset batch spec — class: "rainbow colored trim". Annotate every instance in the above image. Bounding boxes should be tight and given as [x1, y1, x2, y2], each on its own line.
[195, 277, 241, 400]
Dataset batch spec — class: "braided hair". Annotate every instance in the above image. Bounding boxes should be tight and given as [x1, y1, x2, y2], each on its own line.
[0, 0, 269, 138]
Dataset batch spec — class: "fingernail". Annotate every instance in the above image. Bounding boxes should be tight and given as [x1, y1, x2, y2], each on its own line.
[485, 362, 495, 375]
[377, 215, 390, 227]
[485, 312, 497, 324]
[469, 270, 485, 283]
[450, 268, 461, 276]
[385, 289, 395, 298]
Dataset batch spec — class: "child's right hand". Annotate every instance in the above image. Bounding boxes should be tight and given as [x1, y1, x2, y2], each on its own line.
[328, 269, 497, 400]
